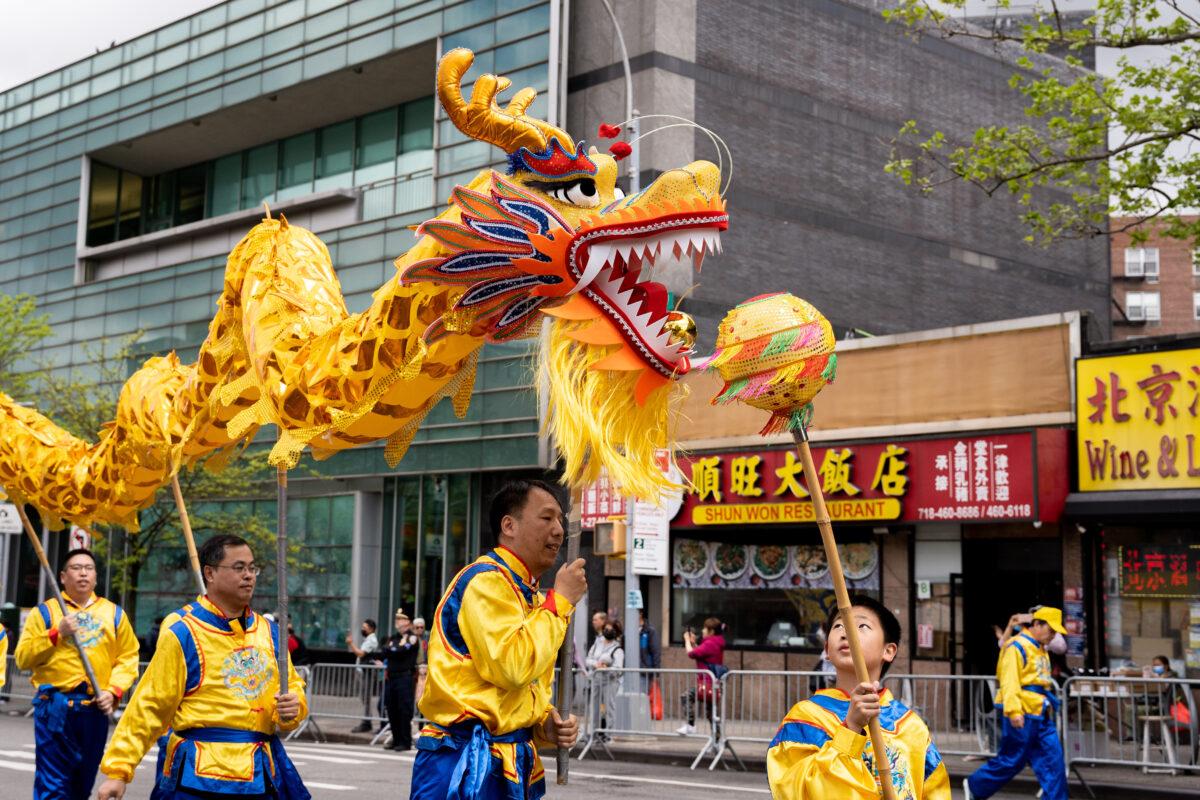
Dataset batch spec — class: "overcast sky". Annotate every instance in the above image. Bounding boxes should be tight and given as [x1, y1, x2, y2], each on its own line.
[0, 0, 220, 92]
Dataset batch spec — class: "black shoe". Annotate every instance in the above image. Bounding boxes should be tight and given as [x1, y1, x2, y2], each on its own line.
[351, 723, 371, 733]
[389, 743, 412, 751]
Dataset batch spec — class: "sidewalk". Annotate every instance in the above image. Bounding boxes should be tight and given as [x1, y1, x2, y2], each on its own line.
[306, 717, 1200, 800]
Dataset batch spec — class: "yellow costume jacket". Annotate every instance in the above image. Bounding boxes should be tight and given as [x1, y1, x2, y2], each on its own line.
[14, 593, 139, 699]
[100, 596, 307, 795]
[767, 688, 951, 800]
[418, 547, 574, 783]
[996, 632, 1056, 717]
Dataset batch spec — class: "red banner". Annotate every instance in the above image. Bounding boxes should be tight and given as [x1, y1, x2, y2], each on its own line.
[675, 431, 1057, 526]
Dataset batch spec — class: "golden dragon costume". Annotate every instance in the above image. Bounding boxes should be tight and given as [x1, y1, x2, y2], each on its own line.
[0, 49, 730, 530]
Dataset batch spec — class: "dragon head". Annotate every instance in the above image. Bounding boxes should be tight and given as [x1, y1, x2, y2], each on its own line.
[400, 49, 729, 496]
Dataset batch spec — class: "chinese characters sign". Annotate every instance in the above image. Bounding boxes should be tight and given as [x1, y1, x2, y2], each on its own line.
[580, 472, 626, 529]
[1118, 545, 1200, 599]
[1077, 349, 1200, 491]
[677, 433, 1039, 526]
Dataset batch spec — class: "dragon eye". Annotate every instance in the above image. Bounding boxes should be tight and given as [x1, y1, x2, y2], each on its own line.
[549, 180, 600, 208]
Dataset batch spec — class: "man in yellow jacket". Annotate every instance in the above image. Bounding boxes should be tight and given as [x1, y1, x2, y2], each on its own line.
[14, 547, 139, 800]
[964, 606, 1068, 800]
[411, 479, 586, 800]
[96, 534, 309, 800]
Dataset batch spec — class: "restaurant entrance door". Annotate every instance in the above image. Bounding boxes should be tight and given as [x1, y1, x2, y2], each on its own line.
[962, 535, 1062, 675]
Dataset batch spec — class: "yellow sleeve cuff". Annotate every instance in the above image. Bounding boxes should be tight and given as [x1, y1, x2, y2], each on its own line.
[831, 724, 867, 757]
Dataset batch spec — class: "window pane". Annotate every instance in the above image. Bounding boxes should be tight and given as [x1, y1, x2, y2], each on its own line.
[242, 142, 278, 207]
[117, 171, 143, 241]
[317, 120, 354, 178]
[87, 162, 118, 247]
[401, 96, 434, 153]
[357, 107, 397, 168]
[279, 131, 315, 189]
[209, 153, 241, 216]
[145, 172, 175, 233]
[176, 164, 206, 225]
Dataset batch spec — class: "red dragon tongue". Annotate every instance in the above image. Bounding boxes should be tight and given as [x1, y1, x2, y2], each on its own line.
[634, 282, 671, 324]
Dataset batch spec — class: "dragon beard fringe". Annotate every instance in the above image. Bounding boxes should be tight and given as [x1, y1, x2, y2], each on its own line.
[539, 319, 686, 500]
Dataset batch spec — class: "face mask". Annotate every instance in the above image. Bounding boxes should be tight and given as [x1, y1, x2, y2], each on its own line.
[603, 629, 617, 641]
[361, 629, 369, 637]
[1153, 665, 1165, 675]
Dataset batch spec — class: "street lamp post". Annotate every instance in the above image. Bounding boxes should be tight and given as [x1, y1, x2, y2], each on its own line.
[596, 0, 641, 682]
[597, 0, 639, 196]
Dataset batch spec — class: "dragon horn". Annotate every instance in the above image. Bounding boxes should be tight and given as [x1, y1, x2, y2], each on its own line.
[437, 48, 575, 155]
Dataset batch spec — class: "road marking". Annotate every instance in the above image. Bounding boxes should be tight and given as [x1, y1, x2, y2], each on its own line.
[0, 750, 35, 760]
[280, 752, 376, 765]
[304, 782, 355, 791]
[0, 761, 35, 772]
[285, 743, 415, 763]
[544, 765, 771, 795]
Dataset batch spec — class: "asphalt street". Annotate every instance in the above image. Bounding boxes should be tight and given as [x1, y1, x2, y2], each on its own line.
[0, 713, 1031, 799]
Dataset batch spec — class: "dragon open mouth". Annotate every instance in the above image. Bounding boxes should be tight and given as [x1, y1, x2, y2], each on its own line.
[568, 209, 728, 377]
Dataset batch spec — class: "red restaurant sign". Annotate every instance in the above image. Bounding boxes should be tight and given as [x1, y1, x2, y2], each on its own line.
[676, 431, 1064, 526]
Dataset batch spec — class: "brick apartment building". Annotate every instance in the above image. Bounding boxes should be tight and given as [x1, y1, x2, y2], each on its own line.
[1109, 216, 1200, 339]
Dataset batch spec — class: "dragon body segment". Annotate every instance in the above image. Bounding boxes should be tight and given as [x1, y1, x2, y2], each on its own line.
[0, 48, 729, 529]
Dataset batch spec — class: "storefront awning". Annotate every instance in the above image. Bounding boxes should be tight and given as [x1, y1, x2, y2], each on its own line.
[1064, 489, 1200, 521]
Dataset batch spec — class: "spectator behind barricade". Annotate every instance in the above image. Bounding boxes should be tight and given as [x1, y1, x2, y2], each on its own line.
[413, 616, 429, 704]
[993, 612, 1032, 648]
[1151, 654, 1178, 679]
[591, 621, 624, 741]
[287, 624, 309, 665]
[677, 617, 726, 735]
[585, 611, 610, 671]
[638, 609, 661, 691]
[590, 611, 608, 642]
[347, 618, 380, 733]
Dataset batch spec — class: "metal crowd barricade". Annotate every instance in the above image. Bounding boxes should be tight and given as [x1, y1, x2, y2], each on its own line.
[713, 669, 829, 771]
[3, 654, 36, 712]
[576, 667, 723, 769]
[289, 662, 387, 742]
[1063, 675, 1199, 775]
[882, 673, 1004, 759]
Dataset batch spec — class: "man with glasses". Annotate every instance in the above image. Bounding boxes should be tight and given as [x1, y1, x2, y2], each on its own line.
[14, 548, 139, 800]
[97, 534, 310, 800]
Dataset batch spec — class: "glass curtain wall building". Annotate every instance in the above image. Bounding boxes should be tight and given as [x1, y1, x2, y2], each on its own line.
[0, 0, 560, 649]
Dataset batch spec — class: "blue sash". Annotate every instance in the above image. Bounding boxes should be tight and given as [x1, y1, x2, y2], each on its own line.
[32, 684, 99, 735]
[177, 728, 272, 743]
[418, 720, 535, 800]
[1023, 684, 1061, 714]
[163, 728, 310, 800]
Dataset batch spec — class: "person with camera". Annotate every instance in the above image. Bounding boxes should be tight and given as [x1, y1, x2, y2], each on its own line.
[677, 617, 726, 735]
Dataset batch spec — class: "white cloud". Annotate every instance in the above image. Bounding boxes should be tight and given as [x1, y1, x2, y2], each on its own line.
[0, 0, 220, 92]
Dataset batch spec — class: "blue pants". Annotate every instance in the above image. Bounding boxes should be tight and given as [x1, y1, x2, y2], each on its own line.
[409, 725, 544, 800]
[968, 712, 1067, 800]
[32, 693, 108, 800]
